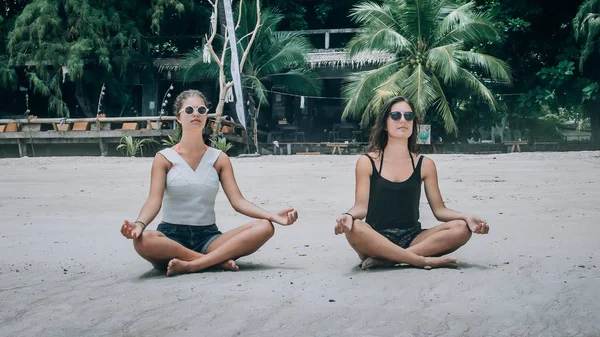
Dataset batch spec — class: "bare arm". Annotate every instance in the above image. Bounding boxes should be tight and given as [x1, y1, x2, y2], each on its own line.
[335, 155, 372, 234]
[121, 154, 168, 239]
[346, 155, 373, 220]
[216, 153, 297, 226]
[422, 157, 465, 222]
[135, 154, 169, 225]
[422, 157, 489, 234]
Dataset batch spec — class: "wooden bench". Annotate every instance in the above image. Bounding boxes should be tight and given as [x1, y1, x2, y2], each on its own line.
[0, 125, 5, 133]
[503, 141, 528, 153]
[121, 122, 139, 130]
[146, 121, 160, 130]
[72, 122, 90, 131]
[326, 142, 349, 155]
[533, 141, 559, 151]
[3, 123, 19, 132]
[56, 123, 71, 131]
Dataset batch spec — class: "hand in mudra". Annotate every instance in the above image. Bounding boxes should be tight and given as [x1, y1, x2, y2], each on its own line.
[120, 220, 143, 239]
[334, 214, 353, 235]
[272, 207, 298, 226]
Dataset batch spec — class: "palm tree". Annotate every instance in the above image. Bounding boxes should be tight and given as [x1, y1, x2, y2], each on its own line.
[186, 2, 321, 152]
[573, 0, 600, 142]
[573, 0, 600, 73]
[342, 0, 512, 133]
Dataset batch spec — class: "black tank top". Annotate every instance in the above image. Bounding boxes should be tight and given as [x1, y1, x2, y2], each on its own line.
[365, 151, 424, 230]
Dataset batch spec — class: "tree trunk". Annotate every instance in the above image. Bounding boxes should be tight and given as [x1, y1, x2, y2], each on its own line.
[589, 99, 600, 143]
[217, 0, 227, 36]
[253, 104, 261, 153]
[75, 79, 94, 117]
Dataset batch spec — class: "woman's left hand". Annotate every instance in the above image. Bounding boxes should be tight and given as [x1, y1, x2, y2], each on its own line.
[271, 207, 299, 226]
[466, 215, 489, 234]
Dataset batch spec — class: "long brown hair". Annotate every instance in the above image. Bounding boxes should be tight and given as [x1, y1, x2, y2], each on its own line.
[367, 96, 420, 154]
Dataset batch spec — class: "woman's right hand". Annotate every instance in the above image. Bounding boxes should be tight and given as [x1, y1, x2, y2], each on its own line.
[120, 220, 144, 239]
[334, 214, 353, 235]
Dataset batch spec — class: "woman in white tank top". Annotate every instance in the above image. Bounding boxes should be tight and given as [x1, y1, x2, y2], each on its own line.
[120, 90, 298, 276]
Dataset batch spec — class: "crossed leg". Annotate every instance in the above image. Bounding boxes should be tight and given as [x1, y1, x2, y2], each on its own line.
[345, 220, 470, 269]
[133, 231, 238, 271]
[166, 219, 275, 276]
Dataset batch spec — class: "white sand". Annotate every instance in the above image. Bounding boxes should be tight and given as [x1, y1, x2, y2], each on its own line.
[0, 152, 599, 337]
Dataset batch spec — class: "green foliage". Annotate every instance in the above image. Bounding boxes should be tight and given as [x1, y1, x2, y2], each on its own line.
[343, 0, 512, 133]
[573, 0, 600, 73]
[6, 0, 143, 117]
[117, 136, 159, 157]
[151, 40, 179, 57]
[210, 137, 233, 153]
[162, 125, 182, 147]
[185, 2, 321, 108]
[582, 82, 599, 101]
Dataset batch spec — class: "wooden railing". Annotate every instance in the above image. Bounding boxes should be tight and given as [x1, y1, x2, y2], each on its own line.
[0, 115, 246, 157]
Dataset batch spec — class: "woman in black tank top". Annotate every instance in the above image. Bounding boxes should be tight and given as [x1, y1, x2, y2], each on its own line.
[334, 97, 490, 270]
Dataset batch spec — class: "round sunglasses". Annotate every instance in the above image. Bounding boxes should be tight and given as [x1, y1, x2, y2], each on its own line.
[389, 111, 415, 121]
[180, 105, 209, 115]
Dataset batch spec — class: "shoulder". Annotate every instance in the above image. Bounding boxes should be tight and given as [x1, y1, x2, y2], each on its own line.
[365, 151, 381, 160]
[420, 155, 437, 176]
[155, 150, 171, 163]
[356, 153, 375, 175]
[214, 150, 231, 171]
[153, 151, 172, 170]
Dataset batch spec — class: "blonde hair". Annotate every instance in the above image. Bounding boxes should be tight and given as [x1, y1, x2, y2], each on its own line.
[173, 90, 208, 115]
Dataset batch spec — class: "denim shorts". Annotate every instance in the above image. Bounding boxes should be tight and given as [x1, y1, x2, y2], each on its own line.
[376, 226, 425, 249]
[157, 222, 222, 254]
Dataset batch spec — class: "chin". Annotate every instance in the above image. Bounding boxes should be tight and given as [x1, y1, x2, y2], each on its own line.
[390, 132, 411, 140]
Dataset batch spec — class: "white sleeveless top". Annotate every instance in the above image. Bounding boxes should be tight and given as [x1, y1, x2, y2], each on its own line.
[158, 147, 222, 226]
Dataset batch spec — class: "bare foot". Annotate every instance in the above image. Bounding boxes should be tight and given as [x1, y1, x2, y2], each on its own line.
[423, 256, 460, 269]
[167, 258, 190, 276]
[219, 260, 239, 272]
[361, 257, 396, 270]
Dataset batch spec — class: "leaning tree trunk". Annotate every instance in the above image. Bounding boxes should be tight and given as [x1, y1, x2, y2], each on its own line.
[589, 99, 600, 144]
[253, 100, 262, 153]
[74, 78, 95, 117]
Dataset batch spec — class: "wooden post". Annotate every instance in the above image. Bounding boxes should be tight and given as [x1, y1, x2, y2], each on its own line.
[17, 139, 27, 157]
[325, 32, 330, 49]
[99, 139, 107, 156]
[287, 143, 291, 155]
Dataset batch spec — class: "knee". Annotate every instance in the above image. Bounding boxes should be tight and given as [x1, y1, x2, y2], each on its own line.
[450, 220, 471, 240]
[133, 230, 160, 253]
[256, 219, 275, 238]
[345, 220, 367, 240]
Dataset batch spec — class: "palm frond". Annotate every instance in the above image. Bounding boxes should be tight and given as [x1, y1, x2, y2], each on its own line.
[255, 32, 311, 75]
[404, 64, 438, 117]
[349, 2, 403, 31]
[456, 67, 497, 110]
[183, 48, 220, 82]
[342, 61, 401, 120]
[243, 75, 270, 107]
[573, 0, 600, 71]
[435, 18, 501, 47]
[429, 75, 457, 133]
[435, 2, 477, 39]
[427, 43, 462, 85]
[348, 28, 413, 56]
[266, 69, 322, 96]
[455, 51, 512, 84]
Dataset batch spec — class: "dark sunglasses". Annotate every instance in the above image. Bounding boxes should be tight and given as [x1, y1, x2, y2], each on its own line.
[389, 111, 415, 121]
[180, 105, 209, 115]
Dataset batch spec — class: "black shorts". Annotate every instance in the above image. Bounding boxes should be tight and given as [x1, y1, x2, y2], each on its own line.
[157, 222, 222, 254]
[376, 226, 425, 248]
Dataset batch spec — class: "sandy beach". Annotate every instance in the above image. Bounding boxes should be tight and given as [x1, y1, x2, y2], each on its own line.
[1, 151, 599, 337]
